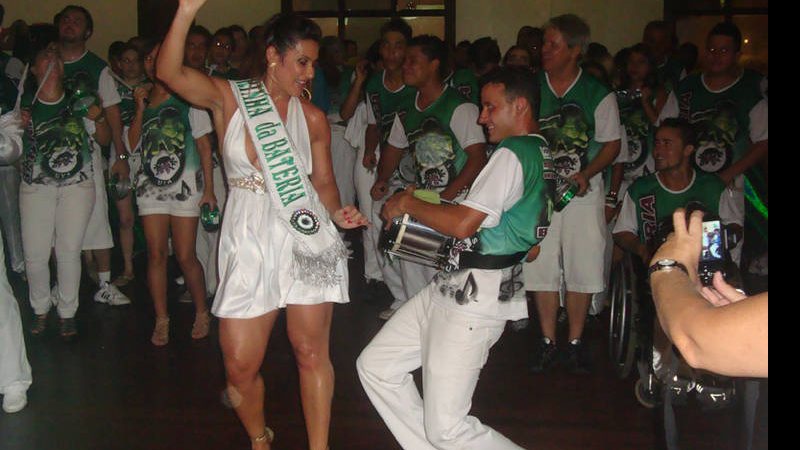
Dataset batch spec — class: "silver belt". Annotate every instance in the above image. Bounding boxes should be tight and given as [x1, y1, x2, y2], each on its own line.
[228, 174, 267, 194]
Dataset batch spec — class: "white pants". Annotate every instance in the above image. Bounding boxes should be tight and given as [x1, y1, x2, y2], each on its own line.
[372, 194, 407, 303]
[20, 180, 95, 318]
[330, 124, 357, 208]
[0, 166, 24, 273]
[355, 144, 382, 282]
[357, 284, 522, 450]
[395, 259, 437, 310]
[197, 164, 227, 296]
[82, 148, 113, 250]
[0, 228, 32, 396]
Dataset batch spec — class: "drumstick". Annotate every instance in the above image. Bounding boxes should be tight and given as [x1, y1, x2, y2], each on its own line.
[107, 68, 135, 91]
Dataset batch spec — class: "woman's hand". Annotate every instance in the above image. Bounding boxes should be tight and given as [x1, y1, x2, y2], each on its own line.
[333, 205, 370, 229]
[134, 83, 153, 110]
[199, 191, 218, 211]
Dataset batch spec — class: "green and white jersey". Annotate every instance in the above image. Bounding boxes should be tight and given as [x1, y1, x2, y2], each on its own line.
[63, 50, 120, 109]
[616, 89, 655, 184]
[115, 77, 150, 127]
[538, 69, 620, 203]
[387, 86, 485, 192]
[463, 134, 556, 256]
[20, 93, 94, 186]
[445, 68, 480, 105]
[660, 69, 768, 175]
[133, 95, 212, 201]
[365, 70, 416, 144]
[613, 170, 739, 245]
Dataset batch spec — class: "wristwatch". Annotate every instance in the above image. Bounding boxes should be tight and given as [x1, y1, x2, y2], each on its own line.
[648, 259, 689, 278]
[118, 152, 130, 161]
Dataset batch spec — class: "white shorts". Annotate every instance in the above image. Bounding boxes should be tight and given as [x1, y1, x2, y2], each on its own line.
[82, 151, 114, 250]
[523, 188, 607, 294]
[138, 192, 202, 218]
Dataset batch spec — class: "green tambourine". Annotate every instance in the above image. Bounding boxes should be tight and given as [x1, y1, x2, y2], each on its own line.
[70, 87, 99, 118]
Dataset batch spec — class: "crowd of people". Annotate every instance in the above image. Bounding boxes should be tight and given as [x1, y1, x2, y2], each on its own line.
[0, 1, 766, 449]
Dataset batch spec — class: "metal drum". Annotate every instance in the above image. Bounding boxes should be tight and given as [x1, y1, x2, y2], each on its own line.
[380, 213, 455, 268]
[554, 176, 579, 212]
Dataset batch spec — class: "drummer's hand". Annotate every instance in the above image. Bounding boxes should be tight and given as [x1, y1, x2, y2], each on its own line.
[111, 158, 130, 181]
[333, 205, 370, 229]
[381, 186, 415, 228]
[86, 104, 104, 122]
[525, 244, 541, 262]
[371, 179, 389, 201]
[199, 191, 218, 211]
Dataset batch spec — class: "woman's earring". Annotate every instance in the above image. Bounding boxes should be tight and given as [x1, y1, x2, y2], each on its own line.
[268, 61, 277, 68]
[302, 87, 312, 101]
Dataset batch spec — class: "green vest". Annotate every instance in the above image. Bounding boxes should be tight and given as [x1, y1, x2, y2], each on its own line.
[626, 171, 725, 245]
[21, 93, 93, 186]
[616, 89, 655, 183]
[365, 70, 416, 144]
[478, 135, 556, 255]
[136, 95, 202, 197]
[446, 68, 479, 105]
[399, 86, 471, 191]
[676, 70, 764, 175]
[538, 70, 610, 181]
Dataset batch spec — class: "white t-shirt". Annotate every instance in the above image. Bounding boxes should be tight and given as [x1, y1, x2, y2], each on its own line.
[432, 145, 528, 321]
[386, 100, 485, 150]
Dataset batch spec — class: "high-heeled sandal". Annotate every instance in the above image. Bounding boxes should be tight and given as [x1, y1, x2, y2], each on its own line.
[252, 426, 275, 445]
[191, 310, 211, 339]
[151, 316, 170, 346]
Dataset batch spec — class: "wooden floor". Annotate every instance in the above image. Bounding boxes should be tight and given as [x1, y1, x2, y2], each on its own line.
[1, 246, 767, 450]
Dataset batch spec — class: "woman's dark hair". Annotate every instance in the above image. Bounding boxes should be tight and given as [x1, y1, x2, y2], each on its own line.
[502, 45, 534, 68]
[619, 43, 659, 90]
[140, 38, 161, 60]
[262, 13, 322, 56]
[581, 60, 610, 88]
[108, 40, 126, 63]
[469, 37, 501, 74]
[24, 23, 59, 94]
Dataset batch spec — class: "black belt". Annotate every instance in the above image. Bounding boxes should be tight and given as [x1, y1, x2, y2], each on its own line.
[458, 251, 526, 270]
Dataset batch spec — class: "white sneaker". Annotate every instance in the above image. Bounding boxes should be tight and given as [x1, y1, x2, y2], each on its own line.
[50, 284, 59, 306]
[3, 390, 27, 413]
[174, 276, 185, 286]
[94, 283, 131, 306]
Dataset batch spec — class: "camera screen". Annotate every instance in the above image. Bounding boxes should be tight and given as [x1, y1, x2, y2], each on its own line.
[701, 220, 724, 262]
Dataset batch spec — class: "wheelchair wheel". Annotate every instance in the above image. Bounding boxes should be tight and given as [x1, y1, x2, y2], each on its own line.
[608, 253, 639, 379]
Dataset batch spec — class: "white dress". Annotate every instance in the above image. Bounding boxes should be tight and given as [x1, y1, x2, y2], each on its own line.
[211, 97, 349, 319]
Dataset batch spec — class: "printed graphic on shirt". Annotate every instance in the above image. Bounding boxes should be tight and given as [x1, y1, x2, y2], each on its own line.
[141, 107, 187, 187]
[409, 117, 457, 189]
[685, 97, 738, 174]
[539, 102, 590, 181]
[616, 90, 653, 179]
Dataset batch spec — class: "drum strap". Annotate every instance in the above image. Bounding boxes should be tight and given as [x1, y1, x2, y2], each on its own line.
[458, 251, 526, 270]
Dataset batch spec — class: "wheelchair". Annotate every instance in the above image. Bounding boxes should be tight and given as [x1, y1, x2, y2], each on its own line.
[607, 222, 761, 450]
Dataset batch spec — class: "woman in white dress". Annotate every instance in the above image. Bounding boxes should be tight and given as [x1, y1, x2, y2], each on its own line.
[158, 1, 368, 449]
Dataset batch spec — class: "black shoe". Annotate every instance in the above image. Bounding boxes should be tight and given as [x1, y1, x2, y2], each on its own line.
[564, 340, 592, 374]
[529, 338, 559, 373]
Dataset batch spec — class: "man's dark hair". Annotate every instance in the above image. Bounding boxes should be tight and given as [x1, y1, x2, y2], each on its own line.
[380, 17, 412, 42]
[54, 5, 93, 34]
[586, 42, 610, 61]
[708, 21, 742, 52]
[213, 27, 236, 52]
[408, 34, 449, 80]
[658, 117, 697, 148]
[262, 13, 322, 55]
[481, 66, 540, 118]
[108, 40, 126, 63]
[0, 4, 5, 26]
[228, 24, 246, 37]
[469, 37, 501, 74]
[188, 25, 212, 46]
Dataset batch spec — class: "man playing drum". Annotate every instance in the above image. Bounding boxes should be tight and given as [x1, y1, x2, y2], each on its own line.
[357, 67, 555, 450]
